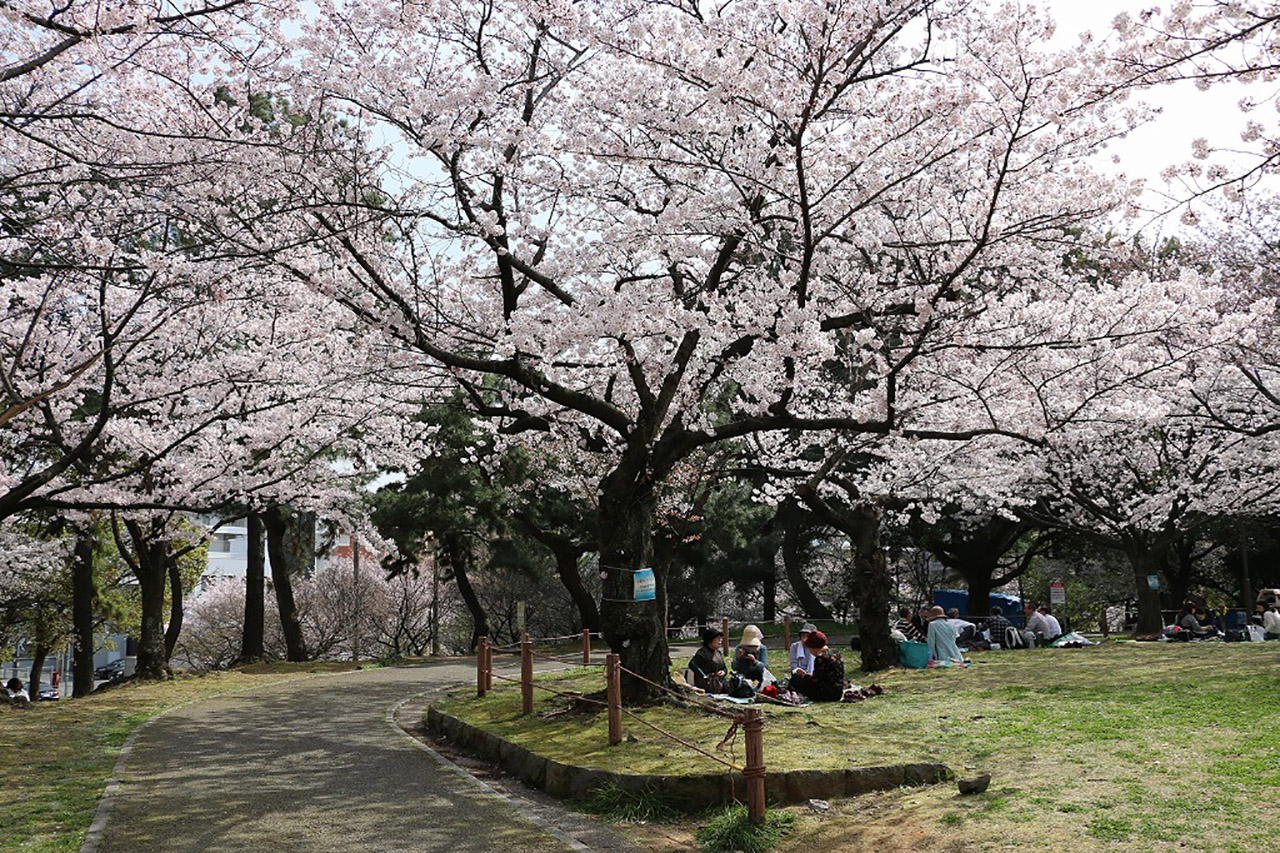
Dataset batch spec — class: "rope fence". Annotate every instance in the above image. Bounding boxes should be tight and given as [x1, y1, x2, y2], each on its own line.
[471, 631, 767, 823]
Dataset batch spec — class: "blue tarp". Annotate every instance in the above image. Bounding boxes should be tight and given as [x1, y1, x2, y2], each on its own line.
[934, 589, 1025, 627]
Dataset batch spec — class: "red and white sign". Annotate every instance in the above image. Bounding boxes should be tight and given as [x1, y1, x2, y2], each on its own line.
[1049, 581, 1067, 606]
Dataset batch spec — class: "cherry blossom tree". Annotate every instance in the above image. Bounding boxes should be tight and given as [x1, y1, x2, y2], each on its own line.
[235, 0, 1175, 699]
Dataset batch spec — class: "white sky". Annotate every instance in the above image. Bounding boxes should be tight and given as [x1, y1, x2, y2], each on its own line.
[1046, 0, 1268, 232]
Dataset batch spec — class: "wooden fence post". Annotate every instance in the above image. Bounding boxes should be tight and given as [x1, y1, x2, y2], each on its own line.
[721, 617, 729, 646]
[476, 636, 487, 698]
[484, 640, 493, 691]
[582, 629, 591, 665]
[521, 633, 534, 714]
[743, 707, 765, 824]
[783, 616, 791, 653]
[606, 653, 622, 746]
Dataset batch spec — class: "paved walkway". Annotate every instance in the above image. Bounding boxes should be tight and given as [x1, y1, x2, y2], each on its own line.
[93, 662, 631, 853]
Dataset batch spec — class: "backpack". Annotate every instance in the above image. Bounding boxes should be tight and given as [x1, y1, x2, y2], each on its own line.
[1004, 626, 1027, 649]
[726, 674, 755, 699]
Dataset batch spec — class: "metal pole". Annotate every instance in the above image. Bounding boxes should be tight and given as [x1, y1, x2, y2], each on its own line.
[582, 629, 591, 665]
[606, 653, 622, 746]
[743, 707, 766, 824]
[521, 633, 534, 714]
[351, 532, 361, 664]
[476, 636, 487, 698]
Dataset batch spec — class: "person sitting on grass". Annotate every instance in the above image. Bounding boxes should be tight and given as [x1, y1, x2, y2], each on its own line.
[1263, 604, 1280, 640]
[788, 630, 846, 702]
[1039, 606, 1062, 641]
[1177, 601, 1215, 640]
[5, 677, 30, 702]
[911, 606, 931, 638]
[926, 606, 967, 667]
[789, 622, 817, 676]
[687, 627, 727, 692]
[986, 607, 1013, 647]
[893, 607, 925, 642]
[1024, 605, 1047, 645]
[946, 608, 977, 644]
[732, 624, 775, 687]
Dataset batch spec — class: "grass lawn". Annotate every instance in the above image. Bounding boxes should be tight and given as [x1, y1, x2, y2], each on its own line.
[436, 642, 1280, 852]
[0, 661, 365, 853]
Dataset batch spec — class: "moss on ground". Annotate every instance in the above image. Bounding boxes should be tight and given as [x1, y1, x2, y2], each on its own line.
[0, 662, 364, 853]
[437, 642, 1280, 853]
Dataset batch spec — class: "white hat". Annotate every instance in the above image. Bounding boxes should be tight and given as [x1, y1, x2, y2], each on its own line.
[740, 624, 763, 648]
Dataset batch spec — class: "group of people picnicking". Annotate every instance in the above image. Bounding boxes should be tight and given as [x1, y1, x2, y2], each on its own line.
[685, 596, 1280, 703]
[686, 623, 881, 705]
[1170, 597, 1280, 642]
[892, 603, 1072, 662]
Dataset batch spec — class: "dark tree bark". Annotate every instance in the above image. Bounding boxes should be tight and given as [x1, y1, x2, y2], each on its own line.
[799, 490, 895, 672]
[781, 503, 833, 621]
[442, 532, 488, 649]
[848, 505, 896, 671]
[551, 543, 600, 633]
[238, 512, 266, 663]
[123, 518, 171, 680]
[1125, 539, 1167, 636]
[598, 452, 669, 704]
[920, 516, 1038, 618]
[263, 506, 312, 662]
[516, 516, 600, 633]
[72, 533, 96, 698]
[28, 643, 48, 700]
[163, 554, 183, 661]
[762, 571, 776, 622]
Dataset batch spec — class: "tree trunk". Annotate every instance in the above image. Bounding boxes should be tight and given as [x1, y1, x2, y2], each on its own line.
[442, 533, 488, 650]
[781, 503, 833, 621]
[552, 544, 601, 634]
[598, 456, 669, 704]
[1167, 535, 1196, 608]
[263, 506, 311, 662]
[1239, 526, 1253, 611]
[965, 573, 994, 621]
[125, 519, 172, 680]
[28, 643, 48, 700]
[238, 513, 266, 663]
[163, 554, 183, 662]
[797, 491, 895, 672]
[848, 505, 896, 672]
[1126, 542, 1166, 636]
[72, 534, 96, 698]
[762, 571, 776, 622]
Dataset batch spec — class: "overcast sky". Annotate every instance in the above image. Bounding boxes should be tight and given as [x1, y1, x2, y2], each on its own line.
[1045, 0, 1266, 231]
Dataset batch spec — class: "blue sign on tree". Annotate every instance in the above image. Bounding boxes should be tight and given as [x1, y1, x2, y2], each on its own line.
[633, 568, 656, 601]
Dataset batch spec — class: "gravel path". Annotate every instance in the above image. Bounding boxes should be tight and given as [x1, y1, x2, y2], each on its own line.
[92, 662, 633, 853]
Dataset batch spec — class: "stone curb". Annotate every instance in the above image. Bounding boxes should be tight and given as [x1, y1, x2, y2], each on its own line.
[425, 705, 951, 809]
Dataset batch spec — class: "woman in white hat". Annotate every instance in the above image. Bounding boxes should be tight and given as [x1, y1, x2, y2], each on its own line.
[732, 624, 775, 687]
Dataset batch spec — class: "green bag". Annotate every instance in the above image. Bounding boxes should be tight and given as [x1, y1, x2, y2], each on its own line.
[898, 640, 930, 669]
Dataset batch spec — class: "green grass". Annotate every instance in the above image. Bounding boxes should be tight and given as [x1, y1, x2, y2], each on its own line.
[695, 806, 797, 853]
[0, 662, 363, 853]
[438, 642, 1280, 852]
[575, 782, 682, 823]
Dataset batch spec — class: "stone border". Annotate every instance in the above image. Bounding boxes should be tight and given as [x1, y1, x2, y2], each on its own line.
[425, 705, 951, 809]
